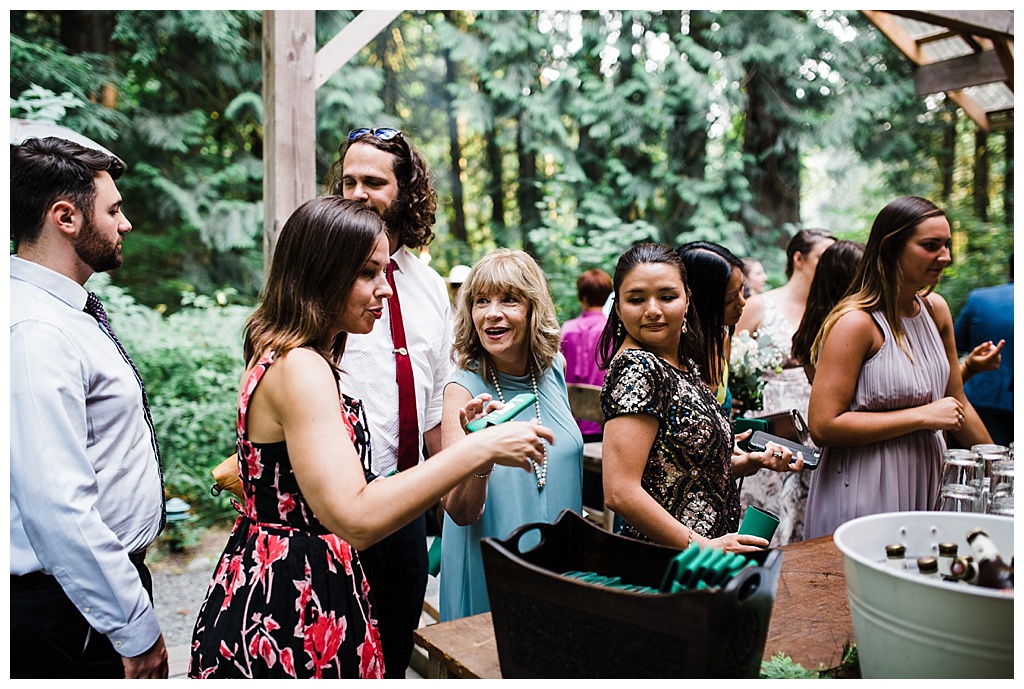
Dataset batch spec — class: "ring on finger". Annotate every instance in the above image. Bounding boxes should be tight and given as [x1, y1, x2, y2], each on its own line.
[772, 450, 783, 460]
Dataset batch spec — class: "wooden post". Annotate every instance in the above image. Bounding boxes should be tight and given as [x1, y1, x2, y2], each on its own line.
[262, 10, 316, 268]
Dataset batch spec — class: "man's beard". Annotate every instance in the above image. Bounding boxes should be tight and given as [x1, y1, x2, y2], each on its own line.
[73, 214, 123, 273]
[380, 198, 405, 245]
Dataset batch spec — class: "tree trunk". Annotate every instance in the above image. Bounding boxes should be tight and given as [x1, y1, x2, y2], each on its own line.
[60, 11, 116, 107]
[664, 10, 711, 242]
[940, 103, 957, 203]
[376, 30, 396, 114]
[1003, 128, 1014, 224]
[973, 129, 989, 222]
[442, 13, 467, 243]
[485, 126, 507, 247]
[741, 65, 801, 236]
[516, 116, 540, 257]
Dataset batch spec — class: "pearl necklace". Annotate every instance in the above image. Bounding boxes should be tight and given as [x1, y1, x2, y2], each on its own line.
[489, 365, 547, 490]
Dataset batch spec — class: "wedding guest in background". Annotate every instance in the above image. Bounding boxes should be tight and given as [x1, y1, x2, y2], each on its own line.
[561, 267, 613, 440]
[677, 241, 747, 417]
[954, 255, 1012, 446]
[735, 229, 836, 415]
[323, 126, 453, 677]
[741, 257, 768, 297]
[791, 239, 865, 383]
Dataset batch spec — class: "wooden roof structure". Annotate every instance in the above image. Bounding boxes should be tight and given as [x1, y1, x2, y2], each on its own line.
[261, 10, 1014, 262]
[861, 10, 1014, 132]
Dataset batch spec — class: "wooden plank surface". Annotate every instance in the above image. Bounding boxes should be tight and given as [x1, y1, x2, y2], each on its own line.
[762, 535, 855, 671]
[414, 535, 855, 678]
[415, 613, 500, 679]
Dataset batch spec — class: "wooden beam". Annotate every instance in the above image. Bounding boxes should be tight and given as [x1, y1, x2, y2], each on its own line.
[861, 10, 1009, 132]
[862, 9, 924, 63]
[315, 10, 404, 89]
[262, 10, 317, 267]
[946, 89, 992, 133]
[914, 50, 1009, 96]
[993, 37, 1015, 90]
[888, 10, 1014, 39]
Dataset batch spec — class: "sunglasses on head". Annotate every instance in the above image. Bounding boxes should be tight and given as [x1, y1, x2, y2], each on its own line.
[348, 127, 402, 142]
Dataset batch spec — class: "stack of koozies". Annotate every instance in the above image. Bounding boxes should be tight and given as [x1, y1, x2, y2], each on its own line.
[561, 545, 757, 594]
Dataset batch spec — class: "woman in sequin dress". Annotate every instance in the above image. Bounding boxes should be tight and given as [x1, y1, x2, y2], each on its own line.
[597, 243, 803, 552]
[188, 199, 552, 678]
[804, 197, 993, 539]
[438, 249, 583, 621]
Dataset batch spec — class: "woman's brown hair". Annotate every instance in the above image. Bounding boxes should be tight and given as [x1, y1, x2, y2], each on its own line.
[244, 196, 385, 370]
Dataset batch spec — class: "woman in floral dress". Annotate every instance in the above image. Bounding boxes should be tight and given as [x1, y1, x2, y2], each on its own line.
[188, 197, 552, 678]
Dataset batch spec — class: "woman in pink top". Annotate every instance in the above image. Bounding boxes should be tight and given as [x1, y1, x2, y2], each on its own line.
[560, 268, 613, 439]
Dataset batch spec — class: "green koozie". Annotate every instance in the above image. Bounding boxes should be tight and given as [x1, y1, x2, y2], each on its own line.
[427, 535, 442, 576]
[738, 505, 780, 544]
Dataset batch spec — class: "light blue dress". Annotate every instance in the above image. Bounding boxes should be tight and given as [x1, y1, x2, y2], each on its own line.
[439, 358, 584, 621]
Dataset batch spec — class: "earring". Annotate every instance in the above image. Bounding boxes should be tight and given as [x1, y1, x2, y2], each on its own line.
[681, 318, 687, 334]
[617, 321, 623, 338]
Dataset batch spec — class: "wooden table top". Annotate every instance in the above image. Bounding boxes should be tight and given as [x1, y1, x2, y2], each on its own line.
[413, 534, 854, 679]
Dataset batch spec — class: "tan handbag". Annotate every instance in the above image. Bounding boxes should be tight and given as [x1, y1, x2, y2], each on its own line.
[211, 453, 244, 499]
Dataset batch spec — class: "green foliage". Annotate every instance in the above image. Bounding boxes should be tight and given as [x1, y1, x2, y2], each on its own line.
[760, 652, 818, 679]
[936, 201, 1014, 326]
[760, 644, 860, 679]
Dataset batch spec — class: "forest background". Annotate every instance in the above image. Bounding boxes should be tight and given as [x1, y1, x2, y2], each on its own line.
[8, 9, 1014, 542]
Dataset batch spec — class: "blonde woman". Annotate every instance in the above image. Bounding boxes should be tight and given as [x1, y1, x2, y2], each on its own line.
[439, 249, 584, 621]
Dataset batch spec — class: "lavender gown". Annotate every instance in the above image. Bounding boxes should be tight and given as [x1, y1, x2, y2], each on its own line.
[804, 296, 948, 539]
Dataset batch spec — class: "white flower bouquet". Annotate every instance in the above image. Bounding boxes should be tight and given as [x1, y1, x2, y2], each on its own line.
[729, 329, 785, 413]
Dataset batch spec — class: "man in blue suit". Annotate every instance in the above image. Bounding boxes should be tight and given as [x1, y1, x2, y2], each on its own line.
[954, 257, 1014, 446]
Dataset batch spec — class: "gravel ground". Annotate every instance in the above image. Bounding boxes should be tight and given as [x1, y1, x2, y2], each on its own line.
[149, 525, 229, 649]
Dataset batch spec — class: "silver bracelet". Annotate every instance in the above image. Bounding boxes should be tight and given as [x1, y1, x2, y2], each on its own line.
[472, 467, 494, 479]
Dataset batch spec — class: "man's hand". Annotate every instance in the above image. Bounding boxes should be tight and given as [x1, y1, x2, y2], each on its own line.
[123, 633, 169, 679]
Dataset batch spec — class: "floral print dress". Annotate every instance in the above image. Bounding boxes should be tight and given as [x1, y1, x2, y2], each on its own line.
[188, 351, 384, 678]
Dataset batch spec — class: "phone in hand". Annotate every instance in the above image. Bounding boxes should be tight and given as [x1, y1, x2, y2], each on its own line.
[747, 430, 821, 470]
[465, 392, 537, 433]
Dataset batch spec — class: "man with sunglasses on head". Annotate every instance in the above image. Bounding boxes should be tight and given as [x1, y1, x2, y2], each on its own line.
[323, 127, 454, 678]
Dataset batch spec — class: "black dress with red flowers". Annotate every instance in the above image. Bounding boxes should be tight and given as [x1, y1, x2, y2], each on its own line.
[188, 351, 384, 678]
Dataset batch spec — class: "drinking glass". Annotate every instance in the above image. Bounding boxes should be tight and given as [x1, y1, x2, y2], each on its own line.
[934, 449, 984, 512]
[972, 443, 1009, 511]
[988, 459, 1014, 517]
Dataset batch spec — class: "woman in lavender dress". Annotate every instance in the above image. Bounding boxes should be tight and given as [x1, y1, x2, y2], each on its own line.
[804, 197, 992, 539]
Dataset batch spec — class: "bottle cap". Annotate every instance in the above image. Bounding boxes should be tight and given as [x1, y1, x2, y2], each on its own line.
[917, 556, 939, 574]
[938, 542, 958, 556]
[885, 543, 906, 558]
[966, 529, 990, 543]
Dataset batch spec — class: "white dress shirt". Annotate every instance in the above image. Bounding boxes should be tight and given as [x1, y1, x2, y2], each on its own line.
[339, 247, 454, 476]
[9, 256, 163, 657]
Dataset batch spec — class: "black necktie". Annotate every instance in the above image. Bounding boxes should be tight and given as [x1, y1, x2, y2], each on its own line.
[85, 292, 166, 529]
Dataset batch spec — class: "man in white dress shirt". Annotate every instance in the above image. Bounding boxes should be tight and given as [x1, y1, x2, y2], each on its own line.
[9, 137, 168, 678]
[324, 127, 454, 678]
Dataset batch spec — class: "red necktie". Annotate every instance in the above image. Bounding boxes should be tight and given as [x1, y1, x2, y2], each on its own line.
[386, 260, 420, 472]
